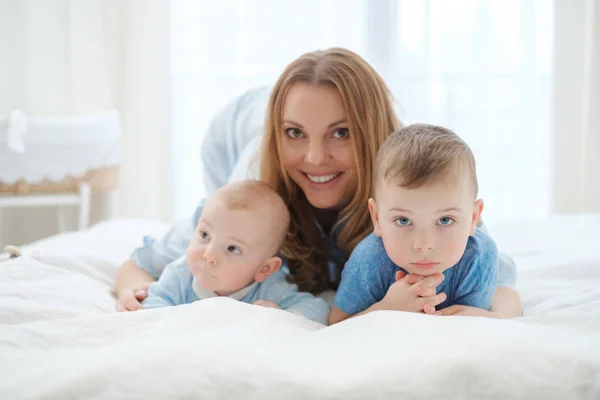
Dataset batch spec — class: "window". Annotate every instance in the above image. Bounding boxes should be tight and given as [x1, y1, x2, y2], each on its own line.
[171, 0, 553, 225]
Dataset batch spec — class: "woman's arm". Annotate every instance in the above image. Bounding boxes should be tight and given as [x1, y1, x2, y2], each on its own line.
[200, 86, 271, 196]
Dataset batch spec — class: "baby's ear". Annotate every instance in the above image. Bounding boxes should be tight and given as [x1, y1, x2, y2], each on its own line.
[254, 257, 282, 282]
[470, 199, 484, 235]
[368, 198, 382, 237]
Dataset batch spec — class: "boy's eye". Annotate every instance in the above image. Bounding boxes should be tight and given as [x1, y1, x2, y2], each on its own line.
[331, 128, 349, 139]
[395, 217, 411, 226]
[199, 230, 210, 240]
[227, 245, 241, 255]
[285, 128, 303, 139]
[438, 217, 454, 226]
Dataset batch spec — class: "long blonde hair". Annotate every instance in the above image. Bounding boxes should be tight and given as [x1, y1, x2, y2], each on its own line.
[260, 48, 402, 293]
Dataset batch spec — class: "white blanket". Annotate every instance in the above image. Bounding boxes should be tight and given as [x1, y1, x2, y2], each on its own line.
[1, 215, 600, 399]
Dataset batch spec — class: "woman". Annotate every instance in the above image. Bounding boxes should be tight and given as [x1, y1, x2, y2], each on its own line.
[115, 47, 521, 319]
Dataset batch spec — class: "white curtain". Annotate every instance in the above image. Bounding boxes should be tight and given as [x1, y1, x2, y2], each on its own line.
[0, 0, 172, 245]
[171, 0, 554, 225]
[553, 0, 600, 214]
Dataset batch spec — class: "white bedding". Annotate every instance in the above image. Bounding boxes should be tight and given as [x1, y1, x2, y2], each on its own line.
[1, 215, 599, 399]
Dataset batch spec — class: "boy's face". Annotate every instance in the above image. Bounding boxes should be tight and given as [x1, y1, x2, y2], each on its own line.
[186, 199, 281, 296]
[369, 176, 483, 276]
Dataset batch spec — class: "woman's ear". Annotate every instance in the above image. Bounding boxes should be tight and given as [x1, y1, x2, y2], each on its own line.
[254, 256, 282, 282]
[470, 199, 484, 235]
[368, 198, 382, 236]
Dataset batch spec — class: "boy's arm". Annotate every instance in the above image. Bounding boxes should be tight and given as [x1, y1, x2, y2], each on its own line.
[142, 257, 190, 309]
[330, 233, 398, 325]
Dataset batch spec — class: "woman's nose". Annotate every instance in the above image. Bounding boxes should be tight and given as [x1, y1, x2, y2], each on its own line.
[305, 140, 327, 166]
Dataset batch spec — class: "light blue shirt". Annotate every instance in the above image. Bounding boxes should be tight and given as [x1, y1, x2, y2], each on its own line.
[334, 228, 499, 315]
[143, 255, 330, 325]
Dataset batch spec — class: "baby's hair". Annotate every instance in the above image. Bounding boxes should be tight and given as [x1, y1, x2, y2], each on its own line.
[220, 180, 291, 252]
[374, 123, 478, 196]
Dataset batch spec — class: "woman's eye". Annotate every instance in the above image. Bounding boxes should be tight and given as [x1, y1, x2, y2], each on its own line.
[285, 128, 303, 139]
[227, 245, 241, 255]
[438, 217, 455, 226]
[395, 217, 411, 226]
[331, 128, 349, 139]
[200, 230, 210, 240]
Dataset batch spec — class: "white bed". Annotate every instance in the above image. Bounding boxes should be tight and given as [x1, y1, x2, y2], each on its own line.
[1, 214, 599, 399]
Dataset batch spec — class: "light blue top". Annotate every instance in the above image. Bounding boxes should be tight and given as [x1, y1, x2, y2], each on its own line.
[142, 255, 330, 325]
[334, 228, 499, 315]
[131, 85, 516, 301]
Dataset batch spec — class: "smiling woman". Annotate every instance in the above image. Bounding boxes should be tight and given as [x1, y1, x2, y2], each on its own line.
[280, 83, 357, 211]
[259, 48, 400, 293]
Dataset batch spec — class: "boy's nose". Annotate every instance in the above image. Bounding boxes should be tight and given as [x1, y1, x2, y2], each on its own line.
[413, 232, 434, 252]
[202, 246, 218, 265]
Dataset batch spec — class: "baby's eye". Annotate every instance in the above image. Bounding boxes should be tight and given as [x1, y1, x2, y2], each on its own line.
[395, 217, 411, 226]
[331, 128, 349, 139]
[285, 128, 304, 139]
[438, 217, 455, 226]
[227, 245, 241, 255]
[199, 230, 210, 240]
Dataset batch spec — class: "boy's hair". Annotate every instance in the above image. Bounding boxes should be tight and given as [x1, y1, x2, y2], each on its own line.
[374, 123, 478, 196]
[220, 180, 291, 251]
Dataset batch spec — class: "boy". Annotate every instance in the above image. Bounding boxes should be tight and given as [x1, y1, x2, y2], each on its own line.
[330, 123, 498, 324]
[142, 180, 330, 325]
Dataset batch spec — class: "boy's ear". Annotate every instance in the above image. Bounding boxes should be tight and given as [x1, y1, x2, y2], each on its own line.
[254, 256, 282, 282]
[368, 198, 382, 237]
[470, 199, 484, 235]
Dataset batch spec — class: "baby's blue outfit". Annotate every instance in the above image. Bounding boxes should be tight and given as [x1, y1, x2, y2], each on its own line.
[131, 85, 517, 315]
[334, 228, 499, 315]
[142, 255, 330, 325]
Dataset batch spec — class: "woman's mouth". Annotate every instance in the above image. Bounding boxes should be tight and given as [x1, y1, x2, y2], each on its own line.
[303, 172, 342, 184]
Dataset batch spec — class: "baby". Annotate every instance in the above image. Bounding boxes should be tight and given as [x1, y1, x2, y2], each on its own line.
[142, 180, 330, 325]
[332, 123, 498, 320]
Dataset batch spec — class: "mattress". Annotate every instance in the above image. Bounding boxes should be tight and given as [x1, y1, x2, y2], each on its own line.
[1, 215, 599, 399]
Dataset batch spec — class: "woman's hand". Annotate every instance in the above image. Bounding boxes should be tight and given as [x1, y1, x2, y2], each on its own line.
[439, 304, 506, 318]
[379, 271, 446, 314]
[115, 284, 151, 312]
[254, 300, 280, 309]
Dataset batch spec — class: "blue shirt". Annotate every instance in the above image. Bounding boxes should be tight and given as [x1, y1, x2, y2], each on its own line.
[334, 228, 499, 315]
[142, 255, 330, 325]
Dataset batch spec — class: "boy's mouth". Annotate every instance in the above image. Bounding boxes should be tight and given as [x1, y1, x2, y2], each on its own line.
[411, 261, 440, 269]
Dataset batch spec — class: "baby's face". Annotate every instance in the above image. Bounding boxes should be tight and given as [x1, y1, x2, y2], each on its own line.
[370, 176, 482, 276]
[186, 200, 279, 295]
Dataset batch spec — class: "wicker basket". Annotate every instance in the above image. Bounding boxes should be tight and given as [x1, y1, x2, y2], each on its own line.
[0, 166, 119, 195]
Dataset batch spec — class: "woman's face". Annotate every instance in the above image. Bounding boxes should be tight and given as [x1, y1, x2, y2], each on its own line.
[280, 83, 358, 211]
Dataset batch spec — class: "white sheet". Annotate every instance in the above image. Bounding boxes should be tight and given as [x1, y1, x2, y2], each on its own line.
[1, 215, 600, 399]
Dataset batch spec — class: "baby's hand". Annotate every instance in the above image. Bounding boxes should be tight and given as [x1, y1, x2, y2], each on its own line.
[254, 300, 281, 309]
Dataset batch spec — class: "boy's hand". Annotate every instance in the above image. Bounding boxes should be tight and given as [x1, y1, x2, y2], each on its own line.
[115, 284, 151, 312]
[254, 300, 281, 309]
[380, 271, 446, 314]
